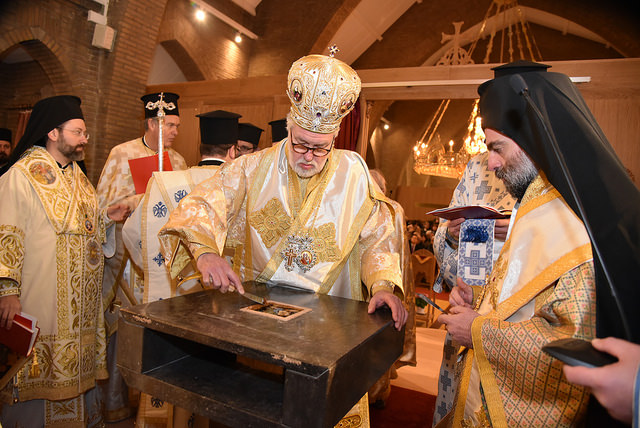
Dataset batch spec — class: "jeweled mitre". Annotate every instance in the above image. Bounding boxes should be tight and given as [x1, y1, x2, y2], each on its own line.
[287, 54, 361, 134]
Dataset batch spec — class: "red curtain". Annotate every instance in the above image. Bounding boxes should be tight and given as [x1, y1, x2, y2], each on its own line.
[15, 109, 31, 147]
[334, 99, 361, 152]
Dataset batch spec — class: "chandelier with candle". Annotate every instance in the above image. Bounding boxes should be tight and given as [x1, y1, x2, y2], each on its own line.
[413, 0, 541, 178]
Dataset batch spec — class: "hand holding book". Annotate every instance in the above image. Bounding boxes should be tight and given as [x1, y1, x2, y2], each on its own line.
[0, 312, 40, 357]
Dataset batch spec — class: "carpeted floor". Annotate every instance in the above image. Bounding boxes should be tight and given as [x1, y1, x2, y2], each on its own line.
[370, 385, 436, 428]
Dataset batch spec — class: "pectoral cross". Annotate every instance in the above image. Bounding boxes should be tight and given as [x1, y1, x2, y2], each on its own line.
[283, 247, 298, 271]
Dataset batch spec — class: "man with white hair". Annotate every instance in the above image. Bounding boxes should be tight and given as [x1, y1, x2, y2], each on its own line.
[159, 52, 407, 425]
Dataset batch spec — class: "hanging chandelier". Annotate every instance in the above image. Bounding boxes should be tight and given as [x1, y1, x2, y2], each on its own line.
[413, 0, 540, 178]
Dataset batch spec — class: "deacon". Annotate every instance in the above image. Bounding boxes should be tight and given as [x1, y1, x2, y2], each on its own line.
[235, 122, 263, 156]
[123, 110, 240, 304]
[122, 109, 240, 427]
[0, 95, 128, 427]
[159, 51, 408, 425]
[95, 91, 188, 422]
[437, 60, 639, 427]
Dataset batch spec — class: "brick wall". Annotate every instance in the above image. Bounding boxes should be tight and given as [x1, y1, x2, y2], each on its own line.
[159, 0, 253, 81]
[0, 0, 168, 183]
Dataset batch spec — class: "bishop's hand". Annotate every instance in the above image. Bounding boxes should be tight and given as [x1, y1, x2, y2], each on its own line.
[368, 290, 408, 331]
[196, 252, 244, 294]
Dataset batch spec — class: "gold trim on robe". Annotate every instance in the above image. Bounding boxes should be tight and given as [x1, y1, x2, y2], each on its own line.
[159, 140, 403, 300]
[0, 147, 107, 403]
[447, 174, 595, 427]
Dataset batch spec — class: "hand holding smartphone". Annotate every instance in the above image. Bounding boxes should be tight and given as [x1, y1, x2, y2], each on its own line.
[542, 337, 618, 368]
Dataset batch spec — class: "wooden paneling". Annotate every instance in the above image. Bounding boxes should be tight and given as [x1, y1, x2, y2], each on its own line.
[150, 58, 640, 183]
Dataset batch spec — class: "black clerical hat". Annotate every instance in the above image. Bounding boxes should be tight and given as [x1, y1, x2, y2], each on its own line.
[0, 128, 11, 142]
[490, 60, 550, 78]
[269, 118, 287, 142]
[197, 110, 241, 145]
[18, 95, 83, 149]
[238, 123, 264, 147]
[141, 92, 180, 118]
[1, 95, 84, 174]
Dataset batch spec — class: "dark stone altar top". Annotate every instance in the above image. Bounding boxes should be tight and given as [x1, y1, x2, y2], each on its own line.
[118, 282, 403, 427]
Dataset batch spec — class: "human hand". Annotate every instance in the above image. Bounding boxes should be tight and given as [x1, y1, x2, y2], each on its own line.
[494, 218, 510, 241]
[0, 295, 21, 329]
[196, 252, 244, 294]
[437, 305, 480, 347]
[449, 277, 473, 308]
[107, 203, 131, 222]
[563, 337, 640, 424]
[447, 218, 465, 240]
[368, 290, 408, 331]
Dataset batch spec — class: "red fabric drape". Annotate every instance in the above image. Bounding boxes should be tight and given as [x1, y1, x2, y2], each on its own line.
[334, 99, 361, 152]
[15, 109, 31, 148]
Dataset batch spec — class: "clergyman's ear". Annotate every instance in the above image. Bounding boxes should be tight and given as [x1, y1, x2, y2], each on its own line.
[47, 128, 59, 142]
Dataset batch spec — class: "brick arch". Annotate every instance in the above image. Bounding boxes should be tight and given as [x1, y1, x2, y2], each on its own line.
[0, 27, 73, 94]
[159, 39, 205, 81]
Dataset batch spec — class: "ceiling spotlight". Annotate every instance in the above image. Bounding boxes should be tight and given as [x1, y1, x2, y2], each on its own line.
[195, 9, 206, 21]
[381, 117, 391, 130]
[234, 32, 242, 43]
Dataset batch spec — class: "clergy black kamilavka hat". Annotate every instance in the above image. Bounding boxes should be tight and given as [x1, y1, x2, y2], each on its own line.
[238, 123, 264, 147]
[196, 110, 241, 145]
[1, 95, 84, 174]
[0, 128, 11, 142]
[141, 92, 180, 118]
[269, 118, 287, 142]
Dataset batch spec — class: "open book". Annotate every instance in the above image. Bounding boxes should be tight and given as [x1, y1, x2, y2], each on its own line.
[0, 312, 40, 357]
[427, 205, 512, 220]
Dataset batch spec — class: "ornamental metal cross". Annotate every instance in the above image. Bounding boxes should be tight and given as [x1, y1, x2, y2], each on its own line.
[145, 92, 176, 118]
[283, 247, 298, 270]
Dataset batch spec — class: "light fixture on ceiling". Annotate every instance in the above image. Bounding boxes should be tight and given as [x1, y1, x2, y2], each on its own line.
[413, 0, 540, 179]
[190, 0, 259, 40]
[234, 32, 243, 43]
[381, 117, 391, 130]
[195, 8, 206, 21]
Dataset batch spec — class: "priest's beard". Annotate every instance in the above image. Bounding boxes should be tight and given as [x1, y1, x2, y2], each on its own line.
[495, 149, 538, 200]
[57, 133, 85, 162]
[0, 152, 8, 164]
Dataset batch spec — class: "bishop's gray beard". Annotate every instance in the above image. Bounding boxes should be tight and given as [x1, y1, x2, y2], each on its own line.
[495, 150, 538, 200]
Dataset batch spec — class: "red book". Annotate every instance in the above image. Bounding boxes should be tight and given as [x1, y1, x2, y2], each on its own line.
[0, 312, 40, 357]
[427, 205, 512, 220]
[128, 152, 173, 194]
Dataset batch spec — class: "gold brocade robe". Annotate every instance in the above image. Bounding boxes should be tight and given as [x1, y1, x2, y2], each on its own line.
[159, 140, 403, 299]
[0, 147, 108, 402]
[159, 141, 404, 427]
[443, 175, 595, 428]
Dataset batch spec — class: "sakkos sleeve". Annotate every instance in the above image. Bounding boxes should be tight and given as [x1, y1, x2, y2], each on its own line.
[158, 159, 249, 278]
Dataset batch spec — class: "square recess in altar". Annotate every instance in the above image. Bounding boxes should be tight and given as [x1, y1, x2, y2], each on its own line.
[240, 300, 311, 321]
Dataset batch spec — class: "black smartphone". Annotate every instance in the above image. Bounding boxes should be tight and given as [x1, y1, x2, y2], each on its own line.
[542, 338, 618, 368]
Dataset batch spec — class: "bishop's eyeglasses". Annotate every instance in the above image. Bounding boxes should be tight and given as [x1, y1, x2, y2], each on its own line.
[290, 139, 334, 157]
